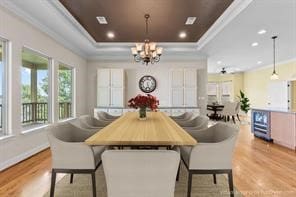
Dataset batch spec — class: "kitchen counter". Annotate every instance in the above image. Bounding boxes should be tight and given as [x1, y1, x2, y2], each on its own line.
[251, 107, 296, 114]
[251, 108, 296, 150]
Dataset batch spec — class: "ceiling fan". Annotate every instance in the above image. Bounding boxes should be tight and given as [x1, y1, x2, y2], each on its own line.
[220, 67, 227, 74]
[217, 67, 240, 74]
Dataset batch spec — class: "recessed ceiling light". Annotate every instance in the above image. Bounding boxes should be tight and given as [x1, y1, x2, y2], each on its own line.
[258, 29, 267, 34]
[251, 42, 258, 47]
[96, 16, 108, 24]
[107, 32, 115, 39]
[185, 17, 197, 25]
[179, 32, 186, 39]
[257, 61, 262, 64]
[217, 61, 222, 64]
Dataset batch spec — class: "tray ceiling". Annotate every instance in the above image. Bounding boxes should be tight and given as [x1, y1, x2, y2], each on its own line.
[59, 0, 233, 42]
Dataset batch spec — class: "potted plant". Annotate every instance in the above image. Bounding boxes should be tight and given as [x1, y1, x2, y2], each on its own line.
[128, 94, 159, 120]
[238, 90, 250, 123]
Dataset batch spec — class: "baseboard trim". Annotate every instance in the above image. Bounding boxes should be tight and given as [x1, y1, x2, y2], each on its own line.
[0, 142, 49, 171]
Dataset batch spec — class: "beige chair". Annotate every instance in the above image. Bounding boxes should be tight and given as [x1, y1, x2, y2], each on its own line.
[176, 116, 209, 130]
[180, 123, 239, 197]
[79, 115, 110, 128]
[218, 101, 239, 123]
[47, 122, 105, 197]
[68, 118, 101, 134]
[102, 150, 180, 197]
[170, 112, 194, 121]
[97, 111, 120, 121]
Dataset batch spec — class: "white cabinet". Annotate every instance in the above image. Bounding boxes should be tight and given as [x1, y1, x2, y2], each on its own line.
[184, 88, 197, 106]
[111, 88, 124, 107]
[170, 69, 197, 107]
[97, 69, 124, 107]
[97, 87, 110, 107]
[184, 69, 197, 88]
[267, 81, 290, 109]
[111, 69, 124, 87]
[108, 108, 123, 116]
[171, 88, 184, 107]
[171, 69, 184, 88]
[97, 69, 110, 87]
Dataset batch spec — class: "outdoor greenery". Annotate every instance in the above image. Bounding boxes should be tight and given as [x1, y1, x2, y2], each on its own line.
[238, 90, 250, 114]
[21, 68, 72, 103]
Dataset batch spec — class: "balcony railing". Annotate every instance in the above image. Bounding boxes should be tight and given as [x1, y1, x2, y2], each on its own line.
[0, 102, 72, 128]
[21, 102, 72, 124]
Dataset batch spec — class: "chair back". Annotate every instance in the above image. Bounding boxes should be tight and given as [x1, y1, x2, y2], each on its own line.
[189, 122, 239, 170]
[47, 122, 95, 169]
[102, 150, 180, 197]
[80, 115, 109, 127]
[97, 111, 118, 120]
[48, 122, 88, 143]
[222, 101, 237, 115]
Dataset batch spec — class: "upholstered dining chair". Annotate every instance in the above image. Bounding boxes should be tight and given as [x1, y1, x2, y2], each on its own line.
[176, 116, 209, 130]
[218, 101, 239, 123]
[180, 122, 239, 197]
[79, 114, 110, 129]
[97, 111, 120, 121]
[170, 112, 194, 121]
[68, 118, 101, 134]
[47, 122, 105, 197]
[102, 150, 180, 197]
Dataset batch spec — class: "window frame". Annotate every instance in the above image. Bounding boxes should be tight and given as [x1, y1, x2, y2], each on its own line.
[57, 62, 76, 121]
[21, 47, 53, 131]
[0, 37, 10, 137]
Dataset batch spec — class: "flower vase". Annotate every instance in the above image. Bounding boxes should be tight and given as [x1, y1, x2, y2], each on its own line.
[139, 107, 147, 120]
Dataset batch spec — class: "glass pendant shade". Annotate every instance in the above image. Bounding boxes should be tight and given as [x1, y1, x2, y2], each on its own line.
[149, 42, 156, 51]
[270, 71, 279, 80]
[136, 43, 143, 51]
[131, 47, 137, 55]
[156, 47, 163, 55]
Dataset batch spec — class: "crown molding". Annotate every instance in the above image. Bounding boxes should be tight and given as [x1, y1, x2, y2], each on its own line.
[0, 0, 88, 58]
[1, 0, 252, 60]
[196, 0, 253, 50]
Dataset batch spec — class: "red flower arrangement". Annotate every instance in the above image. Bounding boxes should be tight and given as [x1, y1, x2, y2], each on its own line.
[128, 94, 159, 111]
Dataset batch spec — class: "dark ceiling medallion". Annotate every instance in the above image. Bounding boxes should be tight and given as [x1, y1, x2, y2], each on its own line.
[139, 75, 157, 93]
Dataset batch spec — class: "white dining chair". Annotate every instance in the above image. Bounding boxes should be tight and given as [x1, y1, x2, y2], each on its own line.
[176, 116, 209, 130]
[97, 111, 120, 121]
[180, 122, 239, 197]
[47, 122, 105, 197]
[79, 114, 110, 128]
[102, 150, 180, 197]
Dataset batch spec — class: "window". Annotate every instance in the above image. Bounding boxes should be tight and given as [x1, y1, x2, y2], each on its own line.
[0, 38, 8, 136]
[58, 63, 74, 120]
[21, 48, 51, 129]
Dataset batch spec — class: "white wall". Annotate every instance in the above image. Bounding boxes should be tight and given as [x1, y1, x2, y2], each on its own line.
[0, 6, 87, 170]
[86, 59, 208, 114]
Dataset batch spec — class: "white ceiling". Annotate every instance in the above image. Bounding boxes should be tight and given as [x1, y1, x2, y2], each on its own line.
[0, 0, 295, 72]
[204, 0, 296, 73]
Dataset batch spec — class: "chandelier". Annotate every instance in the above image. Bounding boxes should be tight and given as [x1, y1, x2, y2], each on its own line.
[131, 14, 163, 65]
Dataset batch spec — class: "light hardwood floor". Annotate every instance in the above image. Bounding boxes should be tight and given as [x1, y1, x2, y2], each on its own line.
[1, 124, 296, 197]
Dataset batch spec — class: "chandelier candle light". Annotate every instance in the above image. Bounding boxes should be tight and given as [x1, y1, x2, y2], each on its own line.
[131, 14, 163, 65]
[128, 94, 159, 120]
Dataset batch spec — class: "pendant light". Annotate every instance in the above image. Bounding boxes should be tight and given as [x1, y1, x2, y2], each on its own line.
[270, 36, 279, 80]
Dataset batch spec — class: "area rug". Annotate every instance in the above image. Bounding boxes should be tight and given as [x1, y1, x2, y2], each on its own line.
[44, 162, 241, 197]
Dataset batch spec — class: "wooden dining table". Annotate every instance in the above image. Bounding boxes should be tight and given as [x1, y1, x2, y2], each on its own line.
[85, 111, 197, 146]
